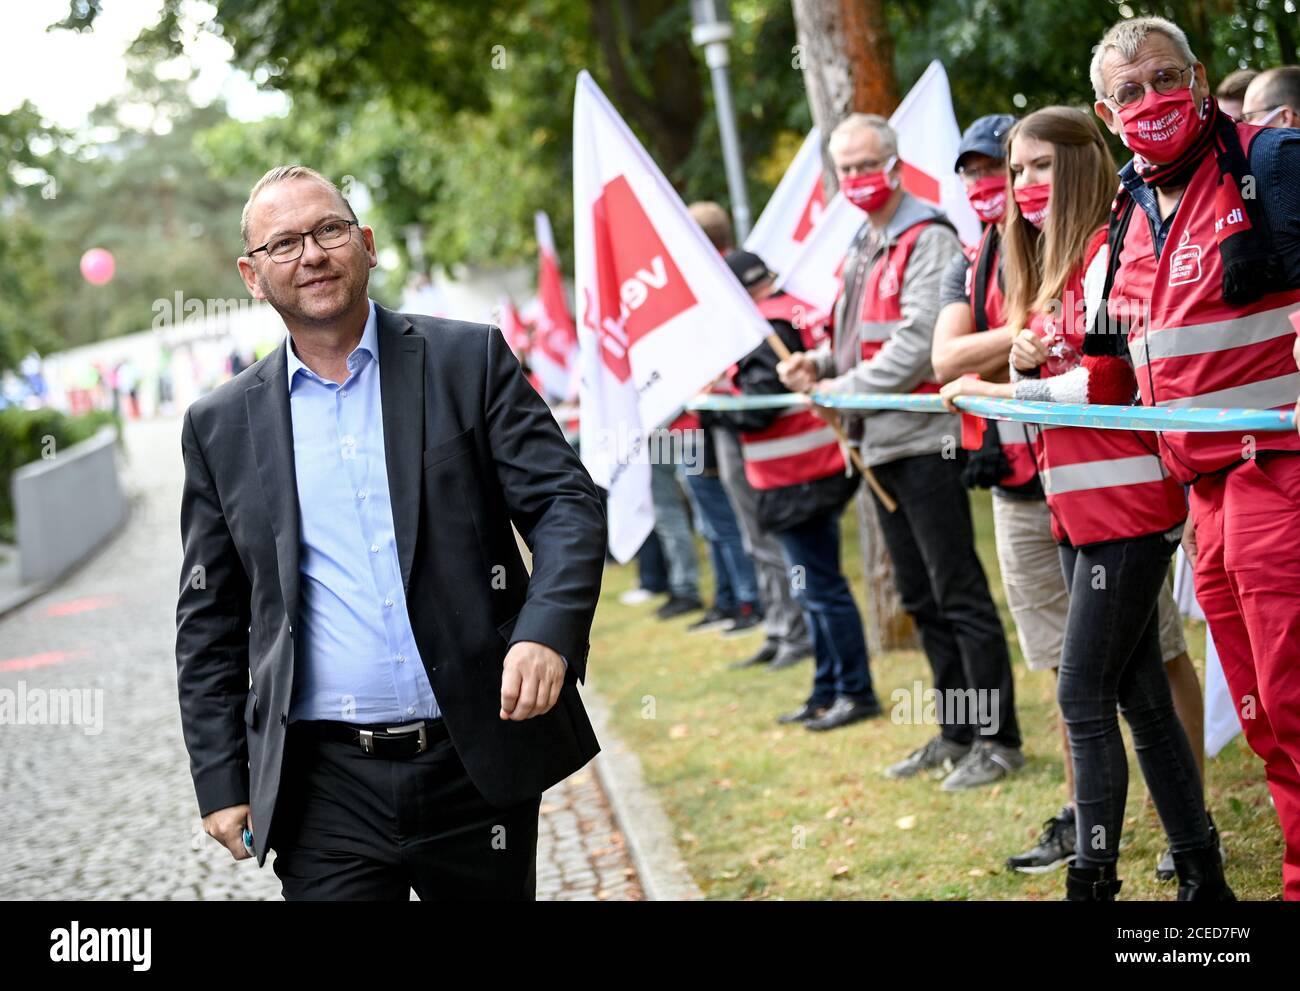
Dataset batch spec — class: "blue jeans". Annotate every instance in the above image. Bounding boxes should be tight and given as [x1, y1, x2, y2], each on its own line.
[635, 530, 668, 594]
[683, 471, 760, 612]
[774, 510, 875, 707]
[649, 460, 699, 599]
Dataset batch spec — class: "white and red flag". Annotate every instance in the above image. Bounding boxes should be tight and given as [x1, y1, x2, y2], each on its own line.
[532, 210, 579, 401]
[497, 294, 531, 359]
[771, 60, 981, 316]
[744, 127, 825, 278]
[774, 192, 866, 317]
[891, 60, 981, 245]
[573, 70, 771, 562]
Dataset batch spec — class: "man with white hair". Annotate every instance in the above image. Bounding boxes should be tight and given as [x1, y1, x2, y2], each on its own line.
[779, 114, 1023, 781]
[1089, 15, 1300, 900]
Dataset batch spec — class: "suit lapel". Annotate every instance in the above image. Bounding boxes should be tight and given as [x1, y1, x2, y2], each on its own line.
[245, 338, 301, 625]
[376, 305, 425, 594]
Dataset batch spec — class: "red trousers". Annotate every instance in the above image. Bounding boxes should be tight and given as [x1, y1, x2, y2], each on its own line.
[1191, 453, 1300, 900]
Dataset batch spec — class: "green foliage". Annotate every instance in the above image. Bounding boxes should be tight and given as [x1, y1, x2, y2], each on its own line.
[28, 0, 1298, 350]
[890, 0, 1296, 128]
[0, 406, 121, 542]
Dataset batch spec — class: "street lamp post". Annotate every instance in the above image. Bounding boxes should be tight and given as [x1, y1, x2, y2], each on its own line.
[690, 0, 752, 243]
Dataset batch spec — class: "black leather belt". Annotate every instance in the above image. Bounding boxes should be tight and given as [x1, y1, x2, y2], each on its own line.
[292, 718, 448, 758]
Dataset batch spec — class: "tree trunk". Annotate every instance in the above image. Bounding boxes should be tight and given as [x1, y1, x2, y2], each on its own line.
[792, 0, 900, 147]
[589, 0, 704, 181]
[791, 0, 916, 654]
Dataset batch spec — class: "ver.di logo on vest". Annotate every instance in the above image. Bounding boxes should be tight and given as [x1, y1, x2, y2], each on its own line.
[1168, 230, 1202, 287]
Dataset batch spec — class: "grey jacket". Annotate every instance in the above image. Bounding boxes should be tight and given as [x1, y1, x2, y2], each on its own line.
[810, 193, 964, 467]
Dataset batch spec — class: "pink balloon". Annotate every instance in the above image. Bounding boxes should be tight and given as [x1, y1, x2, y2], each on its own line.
[80, 248, 116, 285]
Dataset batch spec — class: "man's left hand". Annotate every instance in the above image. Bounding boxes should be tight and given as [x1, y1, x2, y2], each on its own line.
[500, 640, 566, 721]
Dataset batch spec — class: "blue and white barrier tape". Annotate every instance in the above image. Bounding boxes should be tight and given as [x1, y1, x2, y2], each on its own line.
[686, 392, 1297, 433]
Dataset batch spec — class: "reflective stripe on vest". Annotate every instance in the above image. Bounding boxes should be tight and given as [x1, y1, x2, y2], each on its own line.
[1115, 120, 1300, 480]
[1040, 454, 1168, 495]
[1035, 230, 1188, 545]
[740, 409, 847, 491]
[856, 220, 942, 395]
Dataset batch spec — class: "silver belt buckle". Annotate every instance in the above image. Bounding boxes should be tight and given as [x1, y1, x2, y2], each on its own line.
[384, 720, 429, 754]
[358, 729, 376, 754]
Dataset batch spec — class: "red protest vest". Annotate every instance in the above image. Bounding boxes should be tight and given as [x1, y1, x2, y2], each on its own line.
[856, 220, 942, 394]
[966, 226, 1007, 330]
[1032, 229, 1187, 546]
[733, 306, 847, 491]
[966, 228, 1038, 489]
[737, 407, 847, 490]
[1114, 122, 1300, 483]
[759, 292, 830, 351]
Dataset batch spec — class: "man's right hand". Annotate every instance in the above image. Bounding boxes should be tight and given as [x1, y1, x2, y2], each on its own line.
[778, 353, 818, 394]
[203, 804, 253, 861]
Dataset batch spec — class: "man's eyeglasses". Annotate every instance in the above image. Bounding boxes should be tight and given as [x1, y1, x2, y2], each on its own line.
[247, 219, 359, 263]
[1103, 64, 1194, 109]
[958, 163, 1003, 181]
[1239, 105, 1283, 124]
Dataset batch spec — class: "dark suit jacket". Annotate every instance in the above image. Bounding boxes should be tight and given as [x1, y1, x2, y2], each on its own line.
[175, 303, 606, 865]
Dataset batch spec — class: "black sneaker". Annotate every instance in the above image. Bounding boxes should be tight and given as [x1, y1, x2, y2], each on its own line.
[687, 606, 734, 634]
[656, 595, 703, 620]
[767, 646, 814, 670]
[729, 641, 778, 669]
[884, 734, 970, 779]
[722, 603, 763, 637]
[1007, 807, 1077, 874]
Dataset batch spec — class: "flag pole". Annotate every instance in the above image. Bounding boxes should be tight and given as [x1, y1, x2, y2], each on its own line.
[765, 333, 897, 513]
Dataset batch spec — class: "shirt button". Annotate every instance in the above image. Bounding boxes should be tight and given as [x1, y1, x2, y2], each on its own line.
[370, 544, 379, 553]
[357, 489, 368, 500]
[396, 653, 406, 663]
[407, 706, 416, 716]
[384, 598, 394, 607]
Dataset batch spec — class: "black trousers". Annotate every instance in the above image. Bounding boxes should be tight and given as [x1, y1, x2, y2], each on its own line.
[869, 452, 1021, 748]
[1058, 531, 1210, 868]
[270, 721, 541, 900]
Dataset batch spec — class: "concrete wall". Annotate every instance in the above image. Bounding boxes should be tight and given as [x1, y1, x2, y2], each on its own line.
[11, 427, 125, 585]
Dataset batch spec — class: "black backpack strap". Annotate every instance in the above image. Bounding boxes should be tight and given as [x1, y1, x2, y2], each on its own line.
[972, 226, 999, 334]
[1084, 190, 1137, 357]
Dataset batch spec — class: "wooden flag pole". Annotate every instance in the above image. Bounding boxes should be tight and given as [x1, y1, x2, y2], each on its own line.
[765, 333, 897, 513]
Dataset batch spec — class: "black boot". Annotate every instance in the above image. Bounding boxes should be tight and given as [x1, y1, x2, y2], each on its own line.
[1065, 863, 1122, 901]
[1173, 845, 1236, 902]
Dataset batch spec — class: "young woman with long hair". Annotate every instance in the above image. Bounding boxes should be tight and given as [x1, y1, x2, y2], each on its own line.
[940, 106, 1232, 901]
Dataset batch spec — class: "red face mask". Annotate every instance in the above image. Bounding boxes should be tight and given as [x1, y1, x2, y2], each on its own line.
[965, 175, 1007, 224]
[840, 160, 897, 212]
[1013, 182, 1052, 230]
[1116, 84, 1206, 163]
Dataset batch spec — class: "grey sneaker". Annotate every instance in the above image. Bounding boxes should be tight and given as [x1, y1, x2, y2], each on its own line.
[939, 740, 1025, 791]
[885, 735, 971, 779]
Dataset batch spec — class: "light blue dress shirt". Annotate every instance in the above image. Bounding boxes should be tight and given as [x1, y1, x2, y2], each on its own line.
[285, 300, 439, 725]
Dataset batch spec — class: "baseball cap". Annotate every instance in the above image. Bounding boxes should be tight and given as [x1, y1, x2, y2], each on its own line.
[955, 113, 1017, 172]
[724, 249, 774, 289]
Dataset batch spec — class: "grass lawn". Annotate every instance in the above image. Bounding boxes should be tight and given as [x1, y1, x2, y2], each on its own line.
[586, 489, 1284, 900]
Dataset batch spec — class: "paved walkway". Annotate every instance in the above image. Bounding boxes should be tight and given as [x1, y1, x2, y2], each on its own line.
[0, 415, 642, 901]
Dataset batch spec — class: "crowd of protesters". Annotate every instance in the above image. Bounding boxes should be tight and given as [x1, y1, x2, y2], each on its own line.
[550, 15, 1299, 902]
